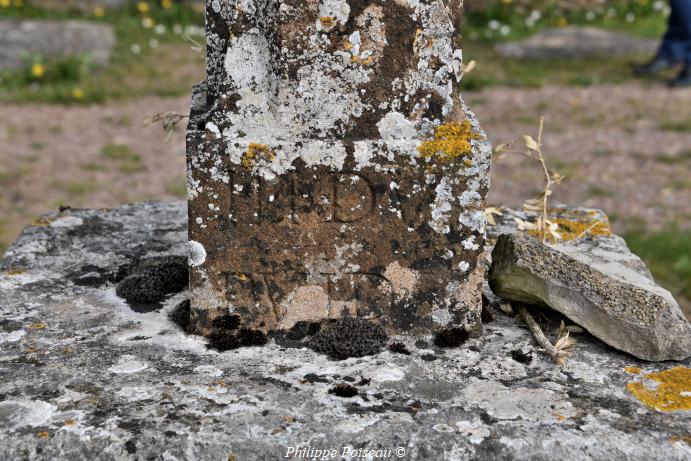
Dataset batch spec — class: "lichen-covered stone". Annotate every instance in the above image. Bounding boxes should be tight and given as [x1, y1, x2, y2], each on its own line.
[489, 232, 691, 362]
[186, 0, 492, 337]
[1, 201, 690, 460]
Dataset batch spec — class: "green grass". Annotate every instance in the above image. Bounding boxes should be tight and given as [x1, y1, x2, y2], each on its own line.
[625, 227, 691, 306]
[464, 2, 667, 43]
[101, 143, 145, 172]
[462, 43, 647, 90]
[165, 176, 187, 198]
[64, 179, 98, 197]
[0, 2, 203, 104]
[658, 118, 691, 133]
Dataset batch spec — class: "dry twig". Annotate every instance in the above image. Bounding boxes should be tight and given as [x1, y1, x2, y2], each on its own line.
[144, 112, 189, 142]
[494, 117, 565, 242]
[516, 305, 575, 365]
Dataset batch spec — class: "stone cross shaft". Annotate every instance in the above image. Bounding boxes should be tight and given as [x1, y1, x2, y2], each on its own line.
[186, 0, 492, 339]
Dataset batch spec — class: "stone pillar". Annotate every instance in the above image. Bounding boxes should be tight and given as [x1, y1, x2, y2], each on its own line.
[186, 0, 492, 339]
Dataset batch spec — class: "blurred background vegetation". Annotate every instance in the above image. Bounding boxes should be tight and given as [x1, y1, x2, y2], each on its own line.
[0, 0, 688, 310]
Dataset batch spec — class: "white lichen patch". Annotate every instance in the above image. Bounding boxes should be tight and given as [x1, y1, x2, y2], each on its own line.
[224, 29, 274, 91]
[108, 355, 149, 374]
[463, 379, 576, 421]
[188, 240, 207, 267]
[0, 400, 56, 429]
[455, 419, 491, 445]
[430, 177, 454, 234]
[319, 0, 351, 25]
[371, 365, 406, 383]
[0, 329, 26, 343]
[49, 216, 83, 228]
[431, 308, 453, 326]
[193, 365, 224, 377]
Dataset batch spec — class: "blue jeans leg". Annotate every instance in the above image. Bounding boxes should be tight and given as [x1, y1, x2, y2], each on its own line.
[660, 0, 691, 65]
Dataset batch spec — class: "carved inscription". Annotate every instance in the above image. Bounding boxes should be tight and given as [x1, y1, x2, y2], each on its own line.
[230, 171, 378, 224]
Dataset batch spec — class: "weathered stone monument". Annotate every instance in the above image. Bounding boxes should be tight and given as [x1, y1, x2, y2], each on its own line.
[186, 0, 492, 338]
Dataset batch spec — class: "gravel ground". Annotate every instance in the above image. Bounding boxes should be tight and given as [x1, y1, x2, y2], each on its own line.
[470, 83, 691, 232]
[1, 82, 689, 252]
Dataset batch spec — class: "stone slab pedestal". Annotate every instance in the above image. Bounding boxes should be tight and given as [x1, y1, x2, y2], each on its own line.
[1, 202, 689, 460]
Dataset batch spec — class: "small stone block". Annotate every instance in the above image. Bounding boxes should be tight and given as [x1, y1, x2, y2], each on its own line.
[186, 0, 491, 337]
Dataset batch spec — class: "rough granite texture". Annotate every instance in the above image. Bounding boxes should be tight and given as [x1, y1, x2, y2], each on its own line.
[186, 0, 492, 337]
[1, 201, 690, 460]
[487, 207, 691, 362]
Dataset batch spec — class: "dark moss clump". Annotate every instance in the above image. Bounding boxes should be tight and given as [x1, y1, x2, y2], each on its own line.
[115, 255, 188, 304]
[302, 373, 330, 383]
[308, 317, 388, 360]
[168, 299, 191, 332]
[510, 349, 533, 364]
[414, 339, 429, 349]
[329, 384, 358, 398]
[207, 328, 267, 352]
[285, 321, 322, 340]
[270, 321, 322, 348]
[433, 327, 470, 348]
[388, 342, 411, 355]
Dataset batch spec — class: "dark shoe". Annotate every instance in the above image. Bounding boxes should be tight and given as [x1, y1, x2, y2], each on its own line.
[668, 67, 691, 88]
[634, 57, 675, 76]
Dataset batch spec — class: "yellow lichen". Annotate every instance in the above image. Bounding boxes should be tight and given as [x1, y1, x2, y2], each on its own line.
[625, 366, 642, 374]
[351, 55, 375, 66]
[241, 143, 275, 169]
[319, 16, 335, 29]
[32, 216, 55, 227]
[528, 217, 611, 243]
[669, 435, 691, 445]
[417, 120, 483, 164]
[627, 366, 691, 412]
[3, 268, 26, 276]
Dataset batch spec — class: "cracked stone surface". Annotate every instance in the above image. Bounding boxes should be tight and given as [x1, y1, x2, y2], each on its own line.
[1, 201, 690, 460]
[186, 0, 492, 336]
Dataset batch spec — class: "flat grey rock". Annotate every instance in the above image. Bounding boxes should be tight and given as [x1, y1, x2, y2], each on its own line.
[0, 19, 115, 71]
[0, 201, 689, 460]
[33, 0, 127, 11]
[495, 26, 658, 60]
[489, 231, 691, 361]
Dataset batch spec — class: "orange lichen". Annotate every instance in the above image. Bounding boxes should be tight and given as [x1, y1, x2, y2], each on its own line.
[528, 217, 611, 243]
[27, 322, 47, 330]
[241, 143, 275, 169]
[351, 55, 375, 66]
[417, 120, 483, 163]
[627, 366, 691, 412]
[625, 366, 642, 374]
[3, 268, 26, 276]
